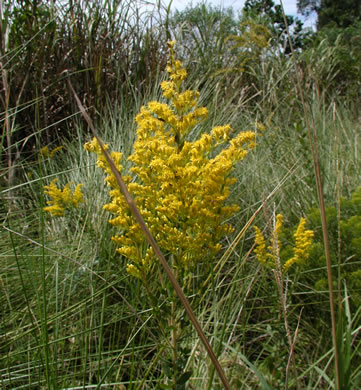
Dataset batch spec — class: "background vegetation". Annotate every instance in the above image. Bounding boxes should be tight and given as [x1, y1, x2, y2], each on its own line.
[1, 0, 360, 388]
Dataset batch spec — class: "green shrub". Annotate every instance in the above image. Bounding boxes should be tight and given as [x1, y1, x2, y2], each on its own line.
[305, 187, 361, 306]
[301, 22, 361, 99]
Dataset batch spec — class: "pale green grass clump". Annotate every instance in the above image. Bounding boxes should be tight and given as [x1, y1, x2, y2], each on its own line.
[1, 2, 361, 388]
[2, 79, 361, 388]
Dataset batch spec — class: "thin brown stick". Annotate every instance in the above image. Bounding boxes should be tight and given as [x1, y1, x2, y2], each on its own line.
[270, 209, 299, 390]
[285, 307, 304, 387]
[279, 2, 340, 389]
[68, 81, 232, 390]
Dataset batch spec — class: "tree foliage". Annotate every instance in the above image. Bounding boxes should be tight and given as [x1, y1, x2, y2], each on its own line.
[169, 3, 239, 71]
[297, 0, 320, 17]
[298, 0, 361, 29]
[243, 0, 309, 52]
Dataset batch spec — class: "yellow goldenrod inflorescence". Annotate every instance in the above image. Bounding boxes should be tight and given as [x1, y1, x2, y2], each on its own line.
[282, 218, 314, 273]
[253, 214, 314, 273]
[253, 226, 268, 266]
[43, 179, 84, 216]
[85, 41, 255, 279]
[40, 145, 64, 158]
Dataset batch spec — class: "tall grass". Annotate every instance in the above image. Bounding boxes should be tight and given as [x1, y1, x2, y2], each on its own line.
[1, 1, 361, 388]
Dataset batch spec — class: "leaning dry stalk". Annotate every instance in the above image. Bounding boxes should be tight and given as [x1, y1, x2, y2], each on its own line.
[279, 1, 340, 388]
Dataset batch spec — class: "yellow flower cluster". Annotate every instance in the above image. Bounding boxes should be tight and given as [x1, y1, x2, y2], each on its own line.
[254, 215, 314, 273]
[254, 214, 283, 268]
[85, 41, 255, 279]
[40, 145, 64, 158]
[43, 179, 84, 216]
[283, 218, 314, 272]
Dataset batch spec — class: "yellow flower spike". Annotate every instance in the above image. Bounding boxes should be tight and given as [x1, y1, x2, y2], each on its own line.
[255, 121, 266, 133]
[43, 204, 66, 217]
[126, 264, 141, 279]
[43, 179, 84, 217]
[49, 146, 64, 157]
[283, 218, 314, 273]
[84, 41, 256, 278]
[275, 214, 283, 242]
[40, 145, 50, 158]
[167, 40, 176, 50]
[254, 214, 314, 273]
[254, 226, 269, 267]
[72, 184, 84, 207]
[211, 125, 232, 143]
[40, 145, 64, 158]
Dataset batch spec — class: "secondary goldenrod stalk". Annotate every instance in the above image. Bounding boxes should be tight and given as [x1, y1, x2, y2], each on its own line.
[254, 214, 314, 272]
[254, 212, 313, 388]
[43, 179, 84, 216]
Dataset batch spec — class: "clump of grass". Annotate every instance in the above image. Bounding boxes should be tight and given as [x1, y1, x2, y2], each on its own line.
[2, 1, 361, 389]
[1, 0, 169, 167]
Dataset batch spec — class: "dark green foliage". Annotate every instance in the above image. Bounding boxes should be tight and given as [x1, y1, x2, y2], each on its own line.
[305, 187, 361, 306]
[160, 346, 192, 389]
[318, 0, 361, 29]
[1, 0, 168, 159]
[297, 0, 361, 30]
[244, 0, 311, 52]
[297, 0, 320, 17]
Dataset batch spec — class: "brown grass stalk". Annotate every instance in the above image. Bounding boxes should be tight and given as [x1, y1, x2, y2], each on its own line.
[279, 1, 340, 388]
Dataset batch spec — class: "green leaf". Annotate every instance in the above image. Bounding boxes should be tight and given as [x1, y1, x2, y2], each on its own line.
[176, 370, 192, 387]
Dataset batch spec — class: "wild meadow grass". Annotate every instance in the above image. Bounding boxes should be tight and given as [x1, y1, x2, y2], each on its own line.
[1, 1, 361, 389]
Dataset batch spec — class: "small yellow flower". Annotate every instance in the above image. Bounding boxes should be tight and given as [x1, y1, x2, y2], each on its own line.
[255, 121, 266, 133]
[40, 145, 64, 158]
[253, 215, 314, 273]
[254, 226, 267, 266]
[40, 146, 50, 158]
[43, 179, 84, 217]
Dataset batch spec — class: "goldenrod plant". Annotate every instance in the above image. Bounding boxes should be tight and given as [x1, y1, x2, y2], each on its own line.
[85, 41, 255, 281]
[39, 145, 64, 159]
[254, 212, 314, 387]
[43, 179, 84, 216]
[84, 40, 256, 388]
[254, 214, 314, 273]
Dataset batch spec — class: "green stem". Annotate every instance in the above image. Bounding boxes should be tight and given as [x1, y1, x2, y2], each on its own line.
[171, 299, 178, 390]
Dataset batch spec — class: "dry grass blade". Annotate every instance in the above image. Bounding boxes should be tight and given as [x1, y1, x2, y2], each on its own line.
[68, 80, 232, 389]
[279, 0, 340, 388]
[2, 224, 158, 342]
